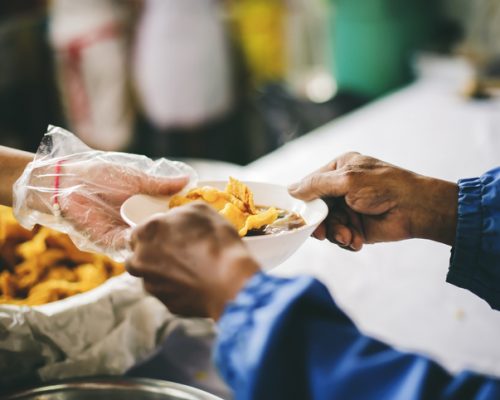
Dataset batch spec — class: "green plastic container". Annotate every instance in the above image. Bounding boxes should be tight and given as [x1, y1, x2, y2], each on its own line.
[330, 0, 437, 97]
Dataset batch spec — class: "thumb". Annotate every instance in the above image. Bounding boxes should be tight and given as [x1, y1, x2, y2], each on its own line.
[288, 171, 349, 201]
[141, 175, 189, 196]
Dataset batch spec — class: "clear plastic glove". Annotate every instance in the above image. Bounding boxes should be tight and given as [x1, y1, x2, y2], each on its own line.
[13, 126, 197, 261]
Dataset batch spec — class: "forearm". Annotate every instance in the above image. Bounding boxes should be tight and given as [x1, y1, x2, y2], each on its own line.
[0, 146, 34, 207]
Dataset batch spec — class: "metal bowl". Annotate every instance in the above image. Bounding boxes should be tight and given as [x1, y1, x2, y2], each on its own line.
[4, 377, 223, 400]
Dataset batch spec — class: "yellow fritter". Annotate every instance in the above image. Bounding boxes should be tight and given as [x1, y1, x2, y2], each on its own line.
[239, 207, 279, 237]
[226, 177, 257, 214]
[219, 202, 248, 232]
[169, 178, 279, 237]
[170, 187, 232, 211]
[0, 205, 125, 306]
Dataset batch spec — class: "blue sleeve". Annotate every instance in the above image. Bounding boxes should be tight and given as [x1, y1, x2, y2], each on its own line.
[447, 167, 500, 310]
[215, 273, 500, 400]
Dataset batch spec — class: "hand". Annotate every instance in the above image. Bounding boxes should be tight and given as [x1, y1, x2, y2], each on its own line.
[126, 202, 260, 320]
[58, 160, 188, 251]
[288, 152, 458, 250]
[12, 126, 195, 261]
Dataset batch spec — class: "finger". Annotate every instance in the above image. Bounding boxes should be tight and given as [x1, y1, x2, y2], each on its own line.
[134, 216, 165, 242]
[327, 211, 365, 251]
[288, 163, 332, 196]
[288, 171, 349, 201]
[343, 206, 366, 241]
[96, 225, 130, 252]
[327, 200, 350, 226]
[288, 152, 361, 193]
[300, 159, 341, 178]
[63, 194, 128, 246]
[125, 256, 167, 279]
[312, 223, 326, 240]
[313, 152, 360, 174]
[320, 200, 349, 243]
[326, 222, 353, 247]
[142, 175, 189, 196]
[349, 230, 364, 252]
[125, 259, 142, 277]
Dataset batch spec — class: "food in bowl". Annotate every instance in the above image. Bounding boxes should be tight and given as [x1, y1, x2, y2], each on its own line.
[169, 177, 306, 237]
[120, 180, 328, 269]
[0, 206, 124, 306]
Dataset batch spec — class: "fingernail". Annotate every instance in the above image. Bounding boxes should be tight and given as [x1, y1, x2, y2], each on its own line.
[288, 182, 299, 192]
[313, 231, 325, 241]
[335, 234, 346, 246]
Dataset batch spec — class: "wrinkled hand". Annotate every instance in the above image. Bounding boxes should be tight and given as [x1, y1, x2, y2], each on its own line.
[126, 202, 260, 320]
[288, 152, 458, 250]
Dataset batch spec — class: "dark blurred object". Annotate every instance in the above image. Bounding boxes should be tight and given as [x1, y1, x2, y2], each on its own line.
[256, 83, 368, 150]
[0, 1, 46, 17]
[0, 5, 64, 152]
[133, 106, 255, 166]
[449, 0, 500, 100]
[424, 15, 463, 54]
[462, 56, 500, 100]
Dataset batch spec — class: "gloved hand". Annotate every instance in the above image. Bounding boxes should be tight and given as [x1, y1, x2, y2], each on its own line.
[13, 126, 196, 261]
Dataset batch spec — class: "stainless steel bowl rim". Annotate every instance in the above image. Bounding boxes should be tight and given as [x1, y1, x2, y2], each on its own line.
[4, 377, 223, 400]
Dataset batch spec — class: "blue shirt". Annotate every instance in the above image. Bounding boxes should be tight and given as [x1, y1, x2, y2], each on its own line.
[215, 167, 500, 400]
[447, 168, 500, 310]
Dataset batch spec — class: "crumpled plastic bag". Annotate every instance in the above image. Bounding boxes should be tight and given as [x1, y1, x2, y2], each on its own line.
[0, 273, 179, 389]
[13, 125, 197, 261]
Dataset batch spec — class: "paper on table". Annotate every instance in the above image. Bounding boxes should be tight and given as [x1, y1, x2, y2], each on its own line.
[0, 273, 177, 388]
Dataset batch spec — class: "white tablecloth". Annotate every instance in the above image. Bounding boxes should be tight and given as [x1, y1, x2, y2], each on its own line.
[238, 56, 500, 377]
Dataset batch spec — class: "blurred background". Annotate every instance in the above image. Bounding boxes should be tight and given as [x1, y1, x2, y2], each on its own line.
[0, 0, 499, 165]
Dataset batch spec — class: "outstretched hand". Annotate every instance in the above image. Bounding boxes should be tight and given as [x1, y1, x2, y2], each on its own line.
[12, 127, 195, 261]
[126, 202, 260, 320]
[288, 152, 458, 250]
[59, 160, 189, 251]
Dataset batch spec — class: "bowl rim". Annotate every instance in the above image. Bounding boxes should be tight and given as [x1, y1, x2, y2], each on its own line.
[3, 376, 222, 400]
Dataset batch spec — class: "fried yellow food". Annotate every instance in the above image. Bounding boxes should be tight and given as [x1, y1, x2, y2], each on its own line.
[169, 177, 279, 236]
[0, 205, 124, 306]
[225, 177, 257, 214]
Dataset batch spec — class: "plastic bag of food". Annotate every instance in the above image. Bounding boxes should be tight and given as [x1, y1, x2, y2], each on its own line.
[13, 125, 197, 261]
[0, 273, 180, 389]
[0, 208, 212, 391]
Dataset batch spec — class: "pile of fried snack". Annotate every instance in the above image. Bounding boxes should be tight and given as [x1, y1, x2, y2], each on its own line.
[0, 206, 124, 306]
[169, 177, 279, 237]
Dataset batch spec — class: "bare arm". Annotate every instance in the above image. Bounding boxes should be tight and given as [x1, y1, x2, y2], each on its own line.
[0, 146, 34, 207]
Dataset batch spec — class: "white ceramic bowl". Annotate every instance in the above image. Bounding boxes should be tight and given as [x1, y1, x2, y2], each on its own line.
[121, 181, 328, 270]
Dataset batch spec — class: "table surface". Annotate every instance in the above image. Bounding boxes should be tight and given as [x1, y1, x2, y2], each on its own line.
[195, 55, 500, 377]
